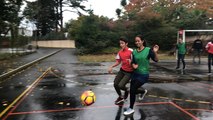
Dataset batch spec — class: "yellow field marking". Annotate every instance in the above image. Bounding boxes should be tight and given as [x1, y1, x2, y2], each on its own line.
[0, 67, 51, 118]
[147, 94, 211, 105]
[198, 101, 211, 104]
[148, 95, 157, 98]
[185, 100, 196, 103]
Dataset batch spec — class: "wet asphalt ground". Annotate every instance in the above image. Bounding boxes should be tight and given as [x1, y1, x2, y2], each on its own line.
[0, 48, 59, 75]
[0, 48, 212, 120]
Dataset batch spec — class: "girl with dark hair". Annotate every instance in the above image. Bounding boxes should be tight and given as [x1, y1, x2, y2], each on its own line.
[124, 35, 159, 115]
[108, 37, 133, 105]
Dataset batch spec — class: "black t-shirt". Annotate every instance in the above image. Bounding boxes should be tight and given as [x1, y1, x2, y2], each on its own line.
[192, 39, 203, 49]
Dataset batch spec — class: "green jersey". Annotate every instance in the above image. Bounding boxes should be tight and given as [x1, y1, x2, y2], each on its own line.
[132, 47, 150, 74]
[177, 42, 186, 54]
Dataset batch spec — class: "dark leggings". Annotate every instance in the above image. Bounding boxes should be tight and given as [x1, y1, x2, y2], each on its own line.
[114, 70, 131, 96]
[208, 53, 213, 73]
[129, 77, 148, 109]
[177, 54, 185, 69]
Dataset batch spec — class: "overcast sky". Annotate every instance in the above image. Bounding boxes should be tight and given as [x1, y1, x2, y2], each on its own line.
[63, 0, 122, 22]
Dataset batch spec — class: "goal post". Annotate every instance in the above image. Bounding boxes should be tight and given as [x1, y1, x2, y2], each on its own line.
[176, 29, 213, 60]
[178, 29, 213, 43]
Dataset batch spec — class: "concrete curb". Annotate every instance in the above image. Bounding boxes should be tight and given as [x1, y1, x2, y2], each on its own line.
[0, 49, 62, 81]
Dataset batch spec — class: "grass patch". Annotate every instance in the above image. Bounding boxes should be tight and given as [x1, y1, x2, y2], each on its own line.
[100, 47, 120, 54]
[158, 53, 176, 60]
[0, 52, 35, 61]
[0, 53, 14, 60]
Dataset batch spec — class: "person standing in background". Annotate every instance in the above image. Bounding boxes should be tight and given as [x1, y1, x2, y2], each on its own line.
[205, 40, 213, 74]
[191, 38, 203, 64]
[176, 38, 187, 70]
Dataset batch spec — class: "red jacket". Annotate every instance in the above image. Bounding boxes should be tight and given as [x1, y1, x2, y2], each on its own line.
[206, 42, 213, 54]
[116, 47, 134, 72]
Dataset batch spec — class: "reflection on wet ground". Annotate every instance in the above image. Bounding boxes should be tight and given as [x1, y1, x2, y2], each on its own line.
[33, 65, 212, 120]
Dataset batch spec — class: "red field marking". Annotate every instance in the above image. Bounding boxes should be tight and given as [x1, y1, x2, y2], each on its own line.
[9, 102, 170, 115]
[5, 101, 203, 120]
[184, 108, 213, 113]
[170, 102, 200, 120]
[4, 93, 203, 120]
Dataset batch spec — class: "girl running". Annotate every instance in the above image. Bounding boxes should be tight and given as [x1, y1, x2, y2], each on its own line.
[124, 35, 159, 115]
[108, 37, 134, 105]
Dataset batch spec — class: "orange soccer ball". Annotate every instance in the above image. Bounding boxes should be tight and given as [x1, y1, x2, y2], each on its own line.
[80, 90, 96, 106]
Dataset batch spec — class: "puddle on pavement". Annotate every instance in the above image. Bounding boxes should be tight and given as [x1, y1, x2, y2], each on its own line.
[73, 74, 114, 85]
[38, 79, 67, 88]
[65, 74, 77, 78]
[42, 67, 114, 86]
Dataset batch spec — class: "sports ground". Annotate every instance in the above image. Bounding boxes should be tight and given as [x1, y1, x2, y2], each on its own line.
[0, 48, 212, 120]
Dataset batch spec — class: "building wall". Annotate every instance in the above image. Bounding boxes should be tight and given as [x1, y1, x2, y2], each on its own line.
[32, 40, 75, 48]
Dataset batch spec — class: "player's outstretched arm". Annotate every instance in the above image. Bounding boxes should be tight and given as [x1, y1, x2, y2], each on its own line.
[153, 45, 159, 62]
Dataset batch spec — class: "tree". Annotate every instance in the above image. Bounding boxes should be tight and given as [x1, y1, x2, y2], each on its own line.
[23, 0, 57, 36]
[181, 0, 213, 18]
[23, 0, 90, 37]
[174, 8, 207, 29]
[61, 0, 92, 29]
[154, 1, 209, 29]
[122, 0, 212, 24]
[0, 0, 24, 50]
[115, 0, 211, 51]
[116, 8, 122, 18]
[67, 14, 119, 54]
[0, 0, 23, 37]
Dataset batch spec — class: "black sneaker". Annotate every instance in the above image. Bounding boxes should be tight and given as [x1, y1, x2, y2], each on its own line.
[115, 97, 124, 104]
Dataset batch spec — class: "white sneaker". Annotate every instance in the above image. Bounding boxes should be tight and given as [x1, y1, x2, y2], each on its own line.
[138, 89, 148, 101]
[123, 108, 134, 115]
